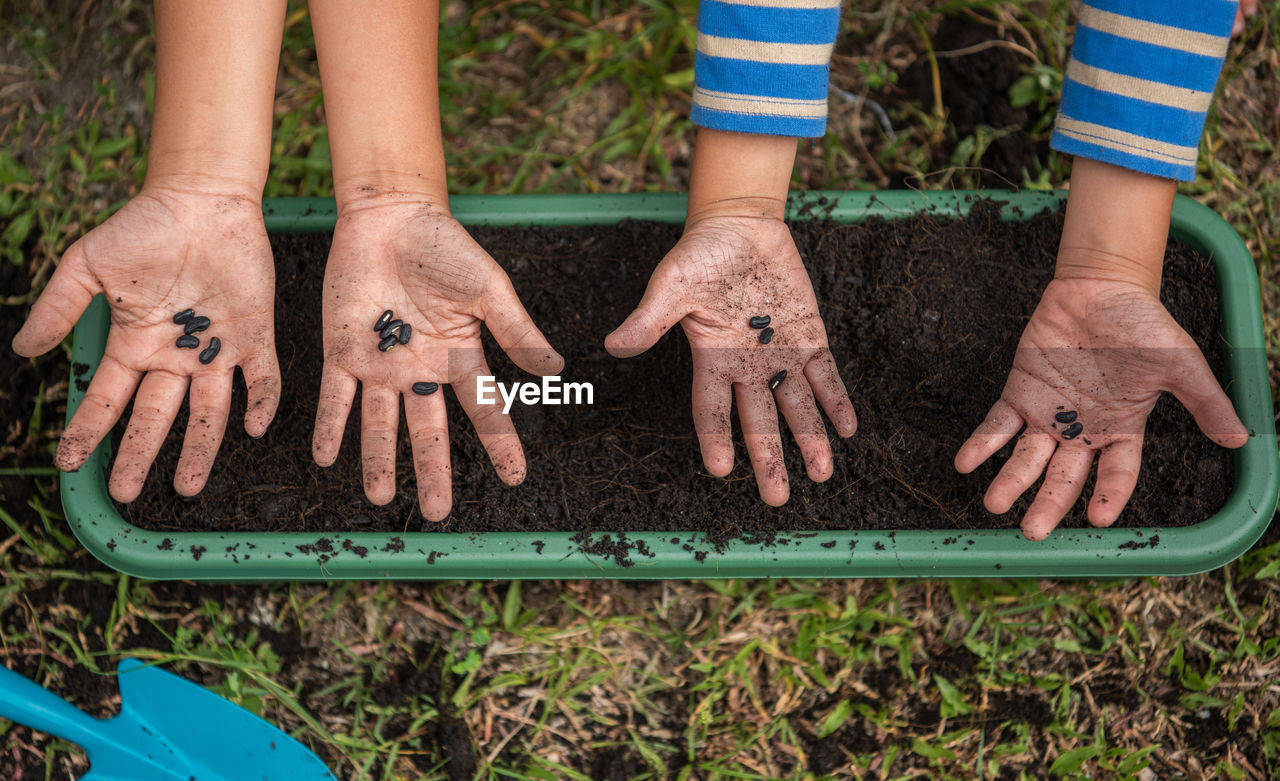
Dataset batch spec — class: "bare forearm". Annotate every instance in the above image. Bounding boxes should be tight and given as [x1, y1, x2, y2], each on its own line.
[686, 128, 797, 224]
[309, 0, 447, 209]
[1055, 158, 1176, 297]
[148, 0, 286, 196]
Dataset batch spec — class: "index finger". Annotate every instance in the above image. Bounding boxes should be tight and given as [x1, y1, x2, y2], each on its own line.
[955, 399, 1025, 474]
[449, 350, 527, 486]
[803, 350, 857, 438]
[56, 355, 141, 472]
[312, 362, 358, 467]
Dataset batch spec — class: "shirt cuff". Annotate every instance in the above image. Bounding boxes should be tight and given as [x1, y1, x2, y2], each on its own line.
[690, 0, 840, 138]
[1050, 0, 1237, 181]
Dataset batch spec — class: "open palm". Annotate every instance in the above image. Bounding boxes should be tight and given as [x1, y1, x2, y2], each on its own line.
[605, 215, 857, 505]
[313, 202, 562, 521]
[12, 187, 280, 501]
[955, 278, 1248, 539]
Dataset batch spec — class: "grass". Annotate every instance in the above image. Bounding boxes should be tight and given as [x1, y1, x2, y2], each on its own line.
[2, 0, 1278, 779]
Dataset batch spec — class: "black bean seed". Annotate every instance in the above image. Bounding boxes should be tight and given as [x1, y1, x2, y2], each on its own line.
[198, 337, 221, 365]
[380, 319, 403, 340]
[759, 327, 775, 345]
[749, 315, 771, 329]
[398, 323, 412, 344]
[378, 335, 398, 352]
[172, 308, 195, 325]
[1054, 410, 1078, 424]
[411, 382, 439, 396]
[176, 334, 200, 349]
[374, 310, 394, 332]
[184, 316, 211, 335]
[768, 369, 787, 391]
[1061, 421, 1083, 440]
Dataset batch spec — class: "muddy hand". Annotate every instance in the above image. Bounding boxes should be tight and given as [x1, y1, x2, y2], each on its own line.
[11, 188, 281, 501]
[312, 200, 562, 521]
[954, 278, 1247, 540]
[605, 215, 857, 506]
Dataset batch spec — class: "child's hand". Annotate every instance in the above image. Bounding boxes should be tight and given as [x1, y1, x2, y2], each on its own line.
[605, 215, 856, 505]
[313, 200, 562, 521]
[12, 187, 281, 501]
[1234, 0, 1259, 36]
[955, 277, 1248, 540]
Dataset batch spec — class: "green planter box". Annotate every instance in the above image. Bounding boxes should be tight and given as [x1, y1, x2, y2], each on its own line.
[60, 191, 1278, 581]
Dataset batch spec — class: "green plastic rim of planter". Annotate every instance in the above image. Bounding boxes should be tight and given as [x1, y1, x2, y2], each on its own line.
[61, 191, 1278, 581]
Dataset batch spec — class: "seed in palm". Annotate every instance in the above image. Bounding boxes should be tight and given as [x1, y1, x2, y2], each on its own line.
[378, 335, 398, 352]
[1061, 422, 1084, 440]
[759, 327, 775, 345]
[184, 316, 211, 335]
[198, 337, 221, 365]
[1054, 410, 1078, 424]
[749, 315, 771, 329]
[411, 382, 439, 396]
[176, 335, 200, 349]
[380, 319, 404, 340]
[398, 323, 412, 344]
[768, 369, 787, 391]
[374, 310, 394, 332]
[172, 308, 195, 325]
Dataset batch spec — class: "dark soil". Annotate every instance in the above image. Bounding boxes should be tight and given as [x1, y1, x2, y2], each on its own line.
[363, 641, 476, 779]
[897, 15, 1047, 188]
[589, 746, 650, 780]
[986, 690, 1053, 727]
[116, 203, 1233, 540]
[809, 717, 879, 774]
[0, 576, 227, 779]
[0, 559, 475, 780]
[1, 258, 66, 539]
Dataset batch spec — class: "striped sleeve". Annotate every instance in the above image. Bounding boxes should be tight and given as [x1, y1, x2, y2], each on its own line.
[690, 0, 841, 138]
[1051, 0, 1238, 181]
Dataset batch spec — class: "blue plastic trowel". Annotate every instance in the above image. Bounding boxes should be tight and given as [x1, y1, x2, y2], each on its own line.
[0, 658, 336, 780]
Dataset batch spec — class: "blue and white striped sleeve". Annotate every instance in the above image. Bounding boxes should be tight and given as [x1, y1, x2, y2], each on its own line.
[1051, 0, 1237, 181]
[690, 0, 842, 138]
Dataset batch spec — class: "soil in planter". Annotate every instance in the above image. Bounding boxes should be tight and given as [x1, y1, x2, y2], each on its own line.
[116, 203, 1233, 545]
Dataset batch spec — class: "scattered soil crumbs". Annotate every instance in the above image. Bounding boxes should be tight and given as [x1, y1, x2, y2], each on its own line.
[118, 203, 1233, 541]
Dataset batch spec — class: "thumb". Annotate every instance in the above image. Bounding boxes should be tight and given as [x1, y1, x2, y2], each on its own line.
[604, 266, 689, 359]
[12, 241, 100, 357]
[1167, 351, 1250, 449]
[481, 275, 564, 376]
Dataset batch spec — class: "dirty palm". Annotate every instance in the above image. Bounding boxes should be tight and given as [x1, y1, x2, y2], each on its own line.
[18, 0, 1251, 540]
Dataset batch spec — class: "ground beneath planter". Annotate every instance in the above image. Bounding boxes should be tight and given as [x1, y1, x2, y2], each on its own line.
[116, 203, 1233, 542]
